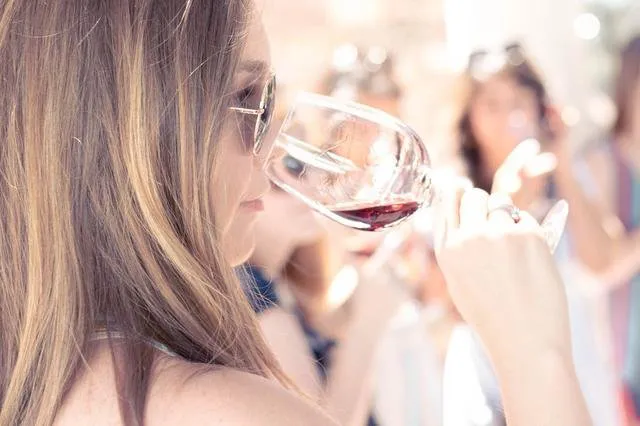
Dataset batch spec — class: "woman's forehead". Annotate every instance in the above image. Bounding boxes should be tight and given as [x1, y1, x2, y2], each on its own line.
[240, 19, 270, 70]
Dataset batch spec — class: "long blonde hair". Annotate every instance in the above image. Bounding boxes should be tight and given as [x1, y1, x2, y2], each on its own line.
[0, 1, 285, 424]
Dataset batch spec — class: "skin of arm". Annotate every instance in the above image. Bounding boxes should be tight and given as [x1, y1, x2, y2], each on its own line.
[489, 341, 592, 426]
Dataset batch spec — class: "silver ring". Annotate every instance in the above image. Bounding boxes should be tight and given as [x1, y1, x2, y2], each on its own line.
[489, 203, 521, 223]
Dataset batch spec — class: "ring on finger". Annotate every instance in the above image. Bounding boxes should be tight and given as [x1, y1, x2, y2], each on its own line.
[488, 203, 521, 224]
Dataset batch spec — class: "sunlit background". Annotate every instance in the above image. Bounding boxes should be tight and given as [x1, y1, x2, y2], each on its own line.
[262, 0, 640, 164]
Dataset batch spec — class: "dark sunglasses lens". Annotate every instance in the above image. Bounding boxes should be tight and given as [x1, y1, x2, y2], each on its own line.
[254, 75, 276, 154]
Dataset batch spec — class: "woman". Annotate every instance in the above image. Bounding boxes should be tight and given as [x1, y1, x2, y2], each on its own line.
[444, 43, 619, 426]
[553, 35, 640, 423]
[456, 43, 555, 203]
[1, 2, 589, 425]
[2, 2, 329, 424]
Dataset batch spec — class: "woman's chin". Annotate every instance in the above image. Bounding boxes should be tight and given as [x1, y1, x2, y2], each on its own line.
[223, 223, 257, 267]
[226, 241, 255, 268]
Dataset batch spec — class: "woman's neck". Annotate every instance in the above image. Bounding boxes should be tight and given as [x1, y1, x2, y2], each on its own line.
[285, 237, 343, 293]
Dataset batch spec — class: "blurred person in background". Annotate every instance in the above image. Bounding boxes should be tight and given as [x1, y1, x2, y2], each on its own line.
[552, 34, 640, 425]
[242, 85, 406, 426]
[443, 42, 620, 426]
[243, 171, 408, 426]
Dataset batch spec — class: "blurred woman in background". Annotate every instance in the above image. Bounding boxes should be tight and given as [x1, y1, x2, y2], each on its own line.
[244, 174, 408, 426]
[444, 42, 620, 426]
[242, 76, 407, 425]
[553, 34, 640, 425]
[457, 43, 555, 207]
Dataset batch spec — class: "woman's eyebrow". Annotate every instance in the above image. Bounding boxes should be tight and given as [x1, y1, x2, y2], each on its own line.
[239, 59, 269, 76]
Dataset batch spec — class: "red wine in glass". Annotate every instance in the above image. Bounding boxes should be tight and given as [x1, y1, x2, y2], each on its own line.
[331, 199, 420, 231]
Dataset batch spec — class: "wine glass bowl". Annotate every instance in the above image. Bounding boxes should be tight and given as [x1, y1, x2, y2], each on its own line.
[265, 92, 433, 231]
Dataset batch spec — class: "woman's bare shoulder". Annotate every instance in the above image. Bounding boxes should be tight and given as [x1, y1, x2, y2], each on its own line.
[55, 342, 336, 426]
[146, 356, 336, 425]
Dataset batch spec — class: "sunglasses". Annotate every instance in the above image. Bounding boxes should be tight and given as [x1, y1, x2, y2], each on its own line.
[467, 42, 527, 74]
[229, 72, 276, 156]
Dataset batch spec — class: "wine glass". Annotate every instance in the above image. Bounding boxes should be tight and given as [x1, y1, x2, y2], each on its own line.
[264, 92, 568, 253]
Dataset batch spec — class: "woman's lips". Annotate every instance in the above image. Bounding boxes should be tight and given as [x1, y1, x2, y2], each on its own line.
[240, 198, 265, 212]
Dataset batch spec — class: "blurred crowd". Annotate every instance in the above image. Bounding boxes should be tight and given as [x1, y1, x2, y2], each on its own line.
[242, 35, 640, 426]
